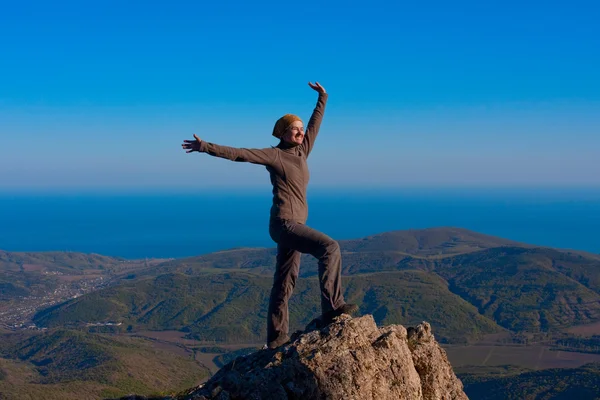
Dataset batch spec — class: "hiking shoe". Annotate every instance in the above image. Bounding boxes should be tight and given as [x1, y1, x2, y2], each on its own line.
[267, 334, 290, 349]
[321, 303, 359, 325]
[305, 316, 325, 332]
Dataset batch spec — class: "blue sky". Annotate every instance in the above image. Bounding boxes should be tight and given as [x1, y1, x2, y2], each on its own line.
[1, 0, 599, 191]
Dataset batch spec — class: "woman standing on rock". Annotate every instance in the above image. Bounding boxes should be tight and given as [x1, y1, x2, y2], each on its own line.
[182, 82, 358, 349]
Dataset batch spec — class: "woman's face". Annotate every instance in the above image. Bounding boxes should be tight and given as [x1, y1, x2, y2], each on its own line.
[281, 121, 304, 146]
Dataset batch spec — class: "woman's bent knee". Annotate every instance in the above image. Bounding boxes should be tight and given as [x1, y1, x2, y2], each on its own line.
[324, 240, 340, 256]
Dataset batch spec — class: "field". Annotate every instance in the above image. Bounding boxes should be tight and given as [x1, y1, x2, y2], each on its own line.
[135, 330, 202, 346]
[21, 264, 45, 272]
[134, 329, 600, 374]
[445, 344, 600, 370]
[58, 274, 103, 282]
[194, 351, 222, 375]
[566, 321, 600, 336]
[133, 330, 262, 377]
[135, 330, 263, 348]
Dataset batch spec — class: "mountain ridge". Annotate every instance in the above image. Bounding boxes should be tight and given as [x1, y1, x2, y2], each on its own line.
[3, 227, 600, 344]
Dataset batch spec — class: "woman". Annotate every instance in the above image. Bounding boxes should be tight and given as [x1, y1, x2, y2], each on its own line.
[182, 82, 357, 349]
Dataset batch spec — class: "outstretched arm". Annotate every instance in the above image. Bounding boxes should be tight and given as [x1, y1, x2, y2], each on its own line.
[302, 82, 328, 157]
[182, 134, 276, 166]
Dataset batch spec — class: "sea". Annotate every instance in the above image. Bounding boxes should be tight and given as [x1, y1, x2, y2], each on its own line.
[1, 187, 599, 259]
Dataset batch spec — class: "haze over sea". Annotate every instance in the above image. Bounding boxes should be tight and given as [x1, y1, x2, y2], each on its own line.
[1, 187, 599, 259]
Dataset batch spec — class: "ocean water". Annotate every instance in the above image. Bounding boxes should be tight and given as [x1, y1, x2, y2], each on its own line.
[0, 188, 599, 259]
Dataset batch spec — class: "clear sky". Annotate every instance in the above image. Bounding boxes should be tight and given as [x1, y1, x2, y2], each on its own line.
[1, 0, 599, 192]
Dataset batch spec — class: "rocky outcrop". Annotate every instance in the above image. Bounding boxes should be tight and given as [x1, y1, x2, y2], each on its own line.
[177, 315, 468, 400]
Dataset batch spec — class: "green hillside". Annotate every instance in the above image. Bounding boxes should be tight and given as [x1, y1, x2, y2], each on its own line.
[0, 329, 208, 400]
[344, 271, 502, 343]
[0, 250, 125, 274]
[0, 250, 156, 312]
[144, 227, 528, 277]
[31, 228, 600, 341]
[151, 248, 426, 278]
[0, 280, 30, 300]
[434, 247, 600, 331]
[461, 363, 600, 400]
[125, 228, 600, 337]
[340, 227, 525, 255]
[34, 270, 502, 344]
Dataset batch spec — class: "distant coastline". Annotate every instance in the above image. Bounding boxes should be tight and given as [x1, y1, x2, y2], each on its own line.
[1, 187, 599, 258]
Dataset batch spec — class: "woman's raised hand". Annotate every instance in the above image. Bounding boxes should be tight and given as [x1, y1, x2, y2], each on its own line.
[182, 134, 202, 153]
[308, 81, 326, 94]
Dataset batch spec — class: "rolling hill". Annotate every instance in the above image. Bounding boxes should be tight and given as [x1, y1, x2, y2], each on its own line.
[140, 227, 530, 278]
[33, 270, 502, 344]
[434, 246, 600, 331]
[460, 363, 600, 399]
[29, 227, 600, 343]
[0, 329, 208, 400]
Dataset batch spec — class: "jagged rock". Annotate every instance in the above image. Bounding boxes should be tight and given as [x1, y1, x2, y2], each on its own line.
[178, 315, 468, 400]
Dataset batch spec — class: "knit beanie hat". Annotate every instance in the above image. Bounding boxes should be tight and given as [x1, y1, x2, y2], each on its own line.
[272, 114, 302, 138]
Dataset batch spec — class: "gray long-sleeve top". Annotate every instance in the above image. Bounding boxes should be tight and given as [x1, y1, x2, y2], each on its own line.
[198, 93, 328, 224]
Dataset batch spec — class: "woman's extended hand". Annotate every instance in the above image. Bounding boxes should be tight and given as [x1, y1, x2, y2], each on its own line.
[182, 134, 202, 153]
[308, 81, 326, 94]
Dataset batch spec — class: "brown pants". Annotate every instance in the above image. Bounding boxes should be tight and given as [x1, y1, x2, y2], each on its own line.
[267, 218, 346, 343]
